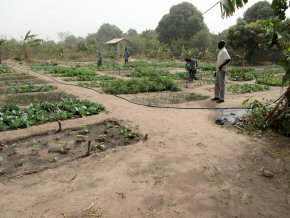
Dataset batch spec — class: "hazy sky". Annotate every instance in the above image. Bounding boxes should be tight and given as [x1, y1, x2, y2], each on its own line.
[0, 0, 288, 41]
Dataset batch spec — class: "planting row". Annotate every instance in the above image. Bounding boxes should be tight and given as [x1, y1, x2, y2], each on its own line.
[0, 120, 139, 177]
[0, 98, 105, 131]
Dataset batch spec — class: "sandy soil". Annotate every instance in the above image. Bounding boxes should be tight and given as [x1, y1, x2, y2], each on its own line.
[0, 63, 289, 218]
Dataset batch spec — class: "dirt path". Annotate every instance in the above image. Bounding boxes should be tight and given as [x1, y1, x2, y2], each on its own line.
[0, 63, 289, 218]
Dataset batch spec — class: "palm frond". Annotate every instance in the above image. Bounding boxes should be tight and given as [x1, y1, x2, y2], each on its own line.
[220, 0, 248, 18]
[24, 30, 31, 41]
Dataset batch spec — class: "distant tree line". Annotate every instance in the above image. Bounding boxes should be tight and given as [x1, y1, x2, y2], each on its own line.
[0, 1, 287, 64]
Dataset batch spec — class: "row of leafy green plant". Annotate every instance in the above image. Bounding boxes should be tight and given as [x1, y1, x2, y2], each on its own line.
[102, 76, 180, 94]
[64, 74, 114, 82]
[0, 98, 105, 131]
[228, 84, 270, 94]
[90, 60, 216, 72]
[0, 85, 54, 94]
[31, 64, 97, 77]
[228, 67, 284, 86]
[0, 65, 15, 74]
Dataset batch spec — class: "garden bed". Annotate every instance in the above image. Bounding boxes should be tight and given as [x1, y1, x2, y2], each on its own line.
[0, 120, 139, 177]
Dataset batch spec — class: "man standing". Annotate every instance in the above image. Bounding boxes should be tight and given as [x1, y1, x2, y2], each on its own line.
[212, 40, 231, 103]
[124, 47, 130, 64]
[185, 57, 199, 81]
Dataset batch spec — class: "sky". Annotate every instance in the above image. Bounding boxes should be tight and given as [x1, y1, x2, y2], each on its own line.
[0, 0, 289, 41]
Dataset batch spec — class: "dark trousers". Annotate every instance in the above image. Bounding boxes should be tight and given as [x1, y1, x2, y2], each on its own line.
[125, 58, 129, 64]
[214, 70, 226, 100]
[189, 70, 198, 80]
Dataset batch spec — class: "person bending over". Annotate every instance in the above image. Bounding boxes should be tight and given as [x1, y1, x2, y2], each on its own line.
[185, 57, 199, 81]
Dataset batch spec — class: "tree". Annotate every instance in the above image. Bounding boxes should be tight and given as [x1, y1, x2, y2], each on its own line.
[126, 29, 138, 40]
[156, 2, 205, 44]
[243, 1, 273, 23]
[226, 19, 270, 63]
[57, 31, 71, 42]
[64, 35, 77, 48]
[96, 23, 123, 43]
[190, 27, 211, 50]
[21, 31, 42, 61]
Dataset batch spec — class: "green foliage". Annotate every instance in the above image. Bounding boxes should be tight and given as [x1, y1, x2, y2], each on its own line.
[220, 0, 249, 18]
[0, 98, 105, 131]
[271, 107, 290, 136]
[0, 65, 14, 74]
[271, 0, 289, 20]
[243, 99, 269, 132]
[31, 64, 96, 77]
[228, 68, 256, 81]
[243, 1, 274, 23]
[102, 76, 180, 94]
[156, 2, 204, 44]
[229, 84, 270, 94]
[242, 98, 290, 136]
[48, 154, 58, 162]
[0, 168, 6, 175]
[0, 85, 55, 94]
[256, 73, 283, 86]
[227, 20, 272, 63]
[96, 23, 123, 43]
[65, 74, 114, 82]
[22, 31, 43, 61]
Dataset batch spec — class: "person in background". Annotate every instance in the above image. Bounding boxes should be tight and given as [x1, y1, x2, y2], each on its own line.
[185, 57, 199, 81]
[97, 52, 103, 67]
[124, 47, 130, 64]
[212, 40, 231, 103]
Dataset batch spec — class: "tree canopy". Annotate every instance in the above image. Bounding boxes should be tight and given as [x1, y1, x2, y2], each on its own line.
[156, 2, 205, 44]
[243, 1, 274, 23]
[96, 23, 123, 43]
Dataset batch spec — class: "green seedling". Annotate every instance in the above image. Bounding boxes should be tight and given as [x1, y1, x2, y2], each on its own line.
[48, 154, 58, 162]
[76, 135, 86, 143]
[97, 134, 107, 142]
[59, 145, 70, 154]
[120, 128, 135, 139]
[17, 159, 28, 166]
[31, 144, 42, 155]
[91, 143, 106, 151]
[0, 168, 6, 175]
[56, 141, 69, 146]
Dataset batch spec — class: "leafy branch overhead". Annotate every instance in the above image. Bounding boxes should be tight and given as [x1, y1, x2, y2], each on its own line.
[219, 0, 249, 18]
